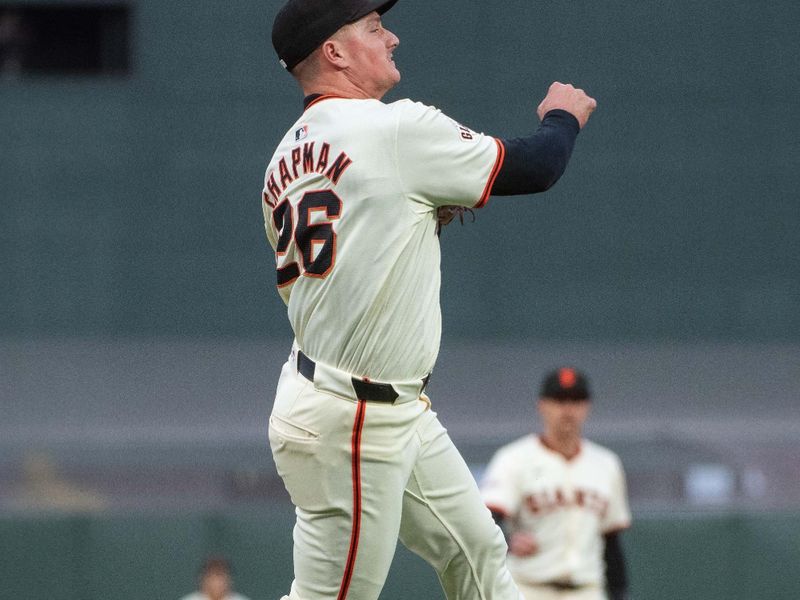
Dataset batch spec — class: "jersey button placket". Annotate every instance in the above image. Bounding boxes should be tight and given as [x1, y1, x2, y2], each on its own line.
[564, 457, 578, 574]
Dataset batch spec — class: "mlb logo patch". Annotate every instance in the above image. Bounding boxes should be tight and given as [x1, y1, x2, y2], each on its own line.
[295, 125, 309, 141]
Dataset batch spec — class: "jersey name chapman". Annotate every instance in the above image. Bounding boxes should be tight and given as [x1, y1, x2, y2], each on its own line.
[263, 140, 353, 208]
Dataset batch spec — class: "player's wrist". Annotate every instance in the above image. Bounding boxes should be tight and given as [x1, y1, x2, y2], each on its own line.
[541, 109, 580, 134]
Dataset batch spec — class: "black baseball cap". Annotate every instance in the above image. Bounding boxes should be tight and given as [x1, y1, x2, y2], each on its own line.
[272, 0, 400, 71]
[199, 556, 232, 575]
[539, 367, 591, 401]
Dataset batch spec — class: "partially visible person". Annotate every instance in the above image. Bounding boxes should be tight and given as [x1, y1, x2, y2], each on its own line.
[179, 557, 251, 600]
[13, 452, 107, 511]
[481, 368, 631, 600]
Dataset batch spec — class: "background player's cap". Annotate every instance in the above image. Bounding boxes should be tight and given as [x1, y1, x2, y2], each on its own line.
[272, 0, 399, 71]
[539, 367, 591, 401]
[198, 555, 232, 575]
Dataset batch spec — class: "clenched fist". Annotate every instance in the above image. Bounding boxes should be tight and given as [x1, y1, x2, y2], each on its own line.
[537, 82, 597, 129]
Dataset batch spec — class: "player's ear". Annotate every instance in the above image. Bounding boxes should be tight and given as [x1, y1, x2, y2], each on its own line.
[319, 38, 348, 69]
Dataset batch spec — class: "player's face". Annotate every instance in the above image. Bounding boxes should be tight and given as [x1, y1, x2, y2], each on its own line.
[538, 398, 591, 439]
[336, 12, 400, 99]
[201, 569, 231, 600]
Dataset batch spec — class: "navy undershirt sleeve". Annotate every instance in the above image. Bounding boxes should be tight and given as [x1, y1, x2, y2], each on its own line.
[491, 109, 580, 196]
[604, 531, 629, 600]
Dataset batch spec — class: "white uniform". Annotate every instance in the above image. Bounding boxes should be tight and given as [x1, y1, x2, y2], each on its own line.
[481, 436, 631, 600]
[262, 95, 518, 600]
[263, 95, 503, 380]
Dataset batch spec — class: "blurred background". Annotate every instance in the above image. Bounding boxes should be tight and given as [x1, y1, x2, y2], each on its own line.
[1, 0, 798, 598]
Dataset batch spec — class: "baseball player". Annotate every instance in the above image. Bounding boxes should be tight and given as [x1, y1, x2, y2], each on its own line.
[481, 368, 631, 600]
[262, 1, 597, 598]
[179, 557, 251, 600]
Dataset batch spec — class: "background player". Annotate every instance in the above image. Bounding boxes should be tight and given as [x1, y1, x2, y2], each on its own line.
[264, 0, 597, 598]
[481, 368, 631, 600]
[179, 557, 251, 600]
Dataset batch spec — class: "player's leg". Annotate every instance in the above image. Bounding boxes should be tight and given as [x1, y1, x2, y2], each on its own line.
[269, 359, 424, 600]
[398, 409, 522, 600]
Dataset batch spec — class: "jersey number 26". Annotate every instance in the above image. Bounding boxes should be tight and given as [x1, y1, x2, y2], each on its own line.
[272, 189, 342, 287]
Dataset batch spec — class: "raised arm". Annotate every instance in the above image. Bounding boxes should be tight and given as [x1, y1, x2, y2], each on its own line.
[492, 82, 596, 196]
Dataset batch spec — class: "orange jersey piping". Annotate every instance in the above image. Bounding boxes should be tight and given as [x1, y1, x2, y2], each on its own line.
[474, 138, 506, 209]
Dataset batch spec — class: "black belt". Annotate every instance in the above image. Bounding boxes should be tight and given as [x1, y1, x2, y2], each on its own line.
[541, 581, 588, 592]
[297, 351, 430, 404]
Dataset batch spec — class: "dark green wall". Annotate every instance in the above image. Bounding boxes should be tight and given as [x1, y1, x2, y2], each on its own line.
[3, 510, 800, 600]
[2, 0, 798, 340]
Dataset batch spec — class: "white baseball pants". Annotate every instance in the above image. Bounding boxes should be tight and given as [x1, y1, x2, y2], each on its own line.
[269, 352, 521, 600]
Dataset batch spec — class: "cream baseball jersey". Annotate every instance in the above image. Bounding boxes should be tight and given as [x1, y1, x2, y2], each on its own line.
[481, 436, 631, 586]
[262, 96, 503, 381]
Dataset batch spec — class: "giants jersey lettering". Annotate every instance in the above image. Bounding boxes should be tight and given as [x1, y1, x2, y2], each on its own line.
[262, 97, 503, 381]
[481, 436, 631, 586]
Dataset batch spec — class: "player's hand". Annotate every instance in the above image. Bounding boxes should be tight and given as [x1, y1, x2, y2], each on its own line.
[537, 82, 597, 129]
[508, 532, 539, 556]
